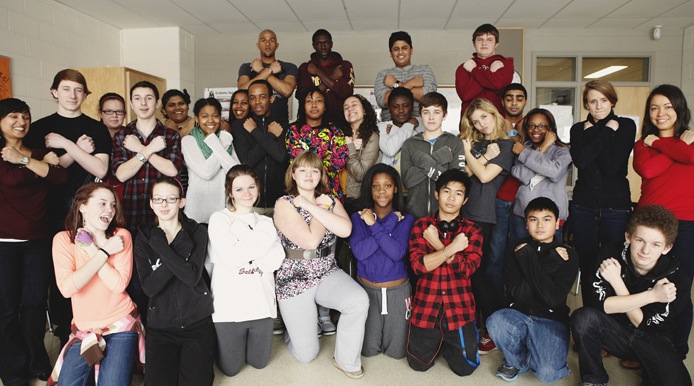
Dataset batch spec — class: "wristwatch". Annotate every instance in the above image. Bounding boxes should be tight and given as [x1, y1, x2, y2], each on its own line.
[19, 155, 29, 165]
[393, 82, 399, 89]
[135, 152, 147, 163]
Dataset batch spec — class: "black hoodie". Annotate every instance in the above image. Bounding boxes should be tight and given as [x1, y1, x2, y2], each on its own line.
[135, 216, 213, 329]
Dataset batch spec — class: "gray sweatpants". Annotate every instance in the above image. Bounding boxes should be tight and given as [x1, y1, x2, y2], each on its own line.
[278, 270, 369, 372]
[214, 318, 273, 376]
[359, 278, 411, 359]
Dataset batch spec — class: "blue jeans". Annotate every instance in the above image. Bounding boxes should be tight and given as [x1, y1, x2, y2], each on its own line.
[488, 198, 514, 300]
[571, 307, 691, 386]
[510, 213, 563, 245]
[0, 239, 52, 386]
[570, 203, 630, 305]
[59, 331, 137, 386]
[487, 308, 570, 383]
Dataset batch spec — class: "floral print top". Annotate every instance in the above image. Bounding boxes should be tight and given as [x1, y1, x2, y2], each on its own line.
[275, 195, 339, 300]
[286, 123, 348, 199]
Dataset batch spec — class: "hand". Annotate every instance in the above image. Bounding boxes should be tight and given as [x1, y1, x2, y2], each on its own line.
[123, 135, 144, 153]
[359, 208, 376, 226]
[606, 119, 619, 132]
[432, 146, 453, 164]
[1, 146, 22, 164]
[449, 232, 469, 253]
[490, 60, 504, 73]
[292, 195, 311, 210]
[651, 278, 677, 303]
[407, 76, 424, 88]
[268, 121, 283, 137]
[555, 247, 569, 261]
[484, 143, 500, 160]
[407, 117, 419, 127]
[331, 65, 343, 80]
[102, 235, 125, 256]
[583, 121, 593, 130]
[146, 136, 167, 155]
[599, 257, 622, 285]
[383, 74, 397, 88]
[76, 134, 95, 154]
[385, 124, 392, 134]
[243, 117, 257, 133]
[540, 131, 557, 152]
[644, 134, 659, 147]
[250, 58, 263, 73]
[463, 59, 476, 72]
[43, 151, 60, 166]
[269, 61, 282, 75]
[461, 138, 472, 153]
[44, 132, 69, 150]
[393, 211, 404, 221]
[680, 130, 694, 145]
[315, 194, 332, 209]
[352, 138, 363, 150]
[307, 63, 318, 75]
[514, 243, 527, 252]
[512, 141, 525, 155]
[423, 225, 440, 247]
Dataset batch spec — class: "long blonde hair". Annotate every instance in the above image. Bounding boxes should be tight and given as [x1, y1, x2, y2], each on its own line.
[459, 98, 509, 144]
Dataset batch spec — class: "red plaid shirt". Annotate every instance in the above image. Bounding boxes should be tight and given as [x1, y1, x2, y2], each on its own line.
[111, 120, 183, 229]
[409, 214, 482, 330]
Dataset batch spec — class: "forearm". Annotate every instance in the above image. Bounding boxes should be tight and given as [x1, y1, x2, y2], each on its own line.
[24, 158, 50, 178]
[147, 154, 178, 177]
[267, 75, 296, 98]
[62, 141, 108, 178]
[115, 157, 145, 182]
[71, 251, 109, 291]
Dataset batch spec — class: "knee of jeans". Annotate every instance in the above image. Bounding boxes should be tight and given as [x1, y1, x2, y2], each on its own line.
[571, 307, 599, 335]
[534, 366, 567, 384]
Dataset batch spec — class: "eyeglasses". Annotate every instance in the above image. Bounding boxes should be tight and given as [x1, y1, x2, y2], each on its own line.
[527, 123, 550, 131]
[102, 110, 126, 116]
[151, 197, 181, 204]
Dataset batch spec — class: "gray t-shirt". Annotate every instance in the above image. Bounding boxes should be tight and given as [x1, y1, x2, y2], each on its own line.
[238, 60, 298, 124]
[462, 139, 515, 224]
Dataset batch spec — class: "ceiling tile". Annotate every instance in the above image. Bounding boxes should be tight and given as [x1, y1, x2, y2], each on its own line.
[608, 0, 688, 18]
[113, 0, 201, 25]
[230, 0, 297, 22]
[208, 22, 259, 34]
[495, 18, 547, 28]
[55, 0, 155, 28]
[502, 0, 570, 18]
[445, 18, 498, 30]
[302, 20, 353, 32]
[553, 0, 629, 18]
[590, 17, 651, 29]
[181, 23, 221, 35]
[344, 0, 398, 19]
[450, 0, 512, 18]
[170, 0, 247, 24]
[400, 19, 449, 29]
[288, 0, 346, 20]
[256, 21, 307, 33]
[541, 17, 594, 29]
[400, 0, 456, 19]
[350, 19, 398, 30]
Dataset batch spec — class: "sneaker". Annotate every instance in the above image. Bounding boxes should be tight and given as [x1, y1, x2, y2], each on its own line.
[479, 332, 497, 354]
[319, 315, 336, 336]
[317, 322, 322, 338]
[332, 357, 364, 379]
[273, 317, 285, 335]
[496, 363, 528, 382]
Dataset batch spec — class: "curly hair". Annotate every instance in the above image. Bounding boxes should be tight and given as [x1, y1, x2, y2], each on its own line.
[627, 205, 679, 246]
[640, 84, 691, 139]
[342, 94, 378, 145]
[459, 98, 508, 144]
[293, 86, 328, 128]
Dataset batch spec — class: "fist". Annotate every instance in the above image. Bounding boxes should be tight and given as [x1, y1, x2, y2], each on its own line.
[680, 130, 694, 145]
[383, 74, 397, 87]
[269, 61, 282, 75]
[76, 134, 95, 154]
[463, 59, 476, 72]
[43, 151, 60, 166]
[307, 63, 318, 75]
[484, 143, 501, 160]
[450, 232, 469, 252]
[606, 119, 619, 131]
[315, 194, 332, 209]
[359, 208, 376, 226]
[103, 235, 125, 256]
[243, 117, 257, 133]
[512, 141, 525, 155]
[148, 136, 167, 153]
[490, 60, 504, 73]
[268, 121, 283, 137]
[123, 135, 143, 153]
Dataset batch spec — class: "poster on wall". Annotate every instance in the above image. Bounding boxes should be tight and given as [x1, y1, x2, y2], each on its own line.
[203, 87, 235, 121]
[0, 56, 11, 99]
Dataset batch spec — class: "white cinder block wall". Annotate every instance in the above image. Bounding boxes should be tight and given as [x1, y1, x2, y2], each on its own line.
[0, 0, 121, 119]
[683, 25, 694, 108]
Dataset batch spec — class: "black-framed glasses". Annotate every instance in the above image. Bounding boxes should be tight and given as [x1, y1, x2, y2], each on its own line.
[102, 110, 126, 116]
[151, 197, 181, 204]
[527, 123, 550, 131]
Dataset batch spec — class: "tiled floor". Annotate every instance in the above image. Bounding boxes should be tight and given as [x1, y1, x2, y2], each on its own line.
[11, 284, 694, 386]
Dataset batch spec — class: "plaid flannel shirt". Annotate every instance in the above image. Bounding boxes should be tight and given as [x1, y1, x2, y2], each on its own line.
[111, 120, 183, 228]
[409, 214, 482, 330]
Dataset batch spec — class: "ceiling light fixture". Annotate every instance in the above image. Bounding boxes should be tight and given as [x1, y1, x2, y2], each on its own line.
[584, 66, 628, 79]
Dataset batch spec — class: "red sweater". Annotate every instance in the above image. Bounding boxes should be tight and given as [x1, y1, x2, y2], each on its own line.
[455, 53, 513, 117]
[634, 137, 694, 220]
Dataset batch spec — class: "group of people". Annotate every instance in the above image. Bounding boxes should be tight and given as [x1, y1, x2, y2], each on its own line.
[0, 21, 693, 386]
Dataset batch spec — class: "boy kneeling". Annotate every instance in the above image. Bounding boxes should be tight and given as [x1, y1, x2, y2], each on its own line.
[572, 205, 691, 386]
[487, 197, 578, 383]
[406, 169, 482, 376]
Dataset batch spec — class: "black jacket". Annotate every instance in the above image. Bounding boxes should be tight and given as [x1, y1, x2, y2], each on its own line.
[586, 242, 691, 339]
[569, 111, 635, 209]
[231, 115, 288, 208]
[504, 237, 579, 323]
[135, 216, 213, 329]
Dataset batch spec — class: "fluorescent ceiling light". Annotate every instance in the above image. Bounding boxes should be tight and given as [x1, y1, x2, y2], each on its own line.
[584, 66, 628, 79]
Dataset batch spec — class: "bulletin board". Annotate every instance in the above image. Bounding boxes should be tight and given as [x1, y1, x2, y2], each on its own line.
[0, 56, 11, 99]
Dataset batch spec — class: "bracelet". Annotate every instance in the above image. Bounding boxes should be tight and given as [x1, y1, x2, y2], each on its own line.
[442, 247, 450, 259]
[99, 248, 110, 258]
[482, 154, 489, 162]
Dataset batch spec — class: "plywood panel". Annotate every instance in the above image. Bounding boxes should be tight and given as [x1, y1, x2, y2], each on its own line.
[0, 56, 12, 99]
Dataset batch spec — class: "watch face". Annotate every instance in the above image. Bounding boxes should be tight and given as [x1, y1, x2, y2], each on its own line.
[20, 156, 29, 165]
[136, 153, 146, 162]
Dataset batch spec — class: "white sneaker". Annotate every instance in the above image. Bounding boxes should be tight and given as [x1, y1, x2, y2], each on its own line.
[319, 315, 336, 336]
